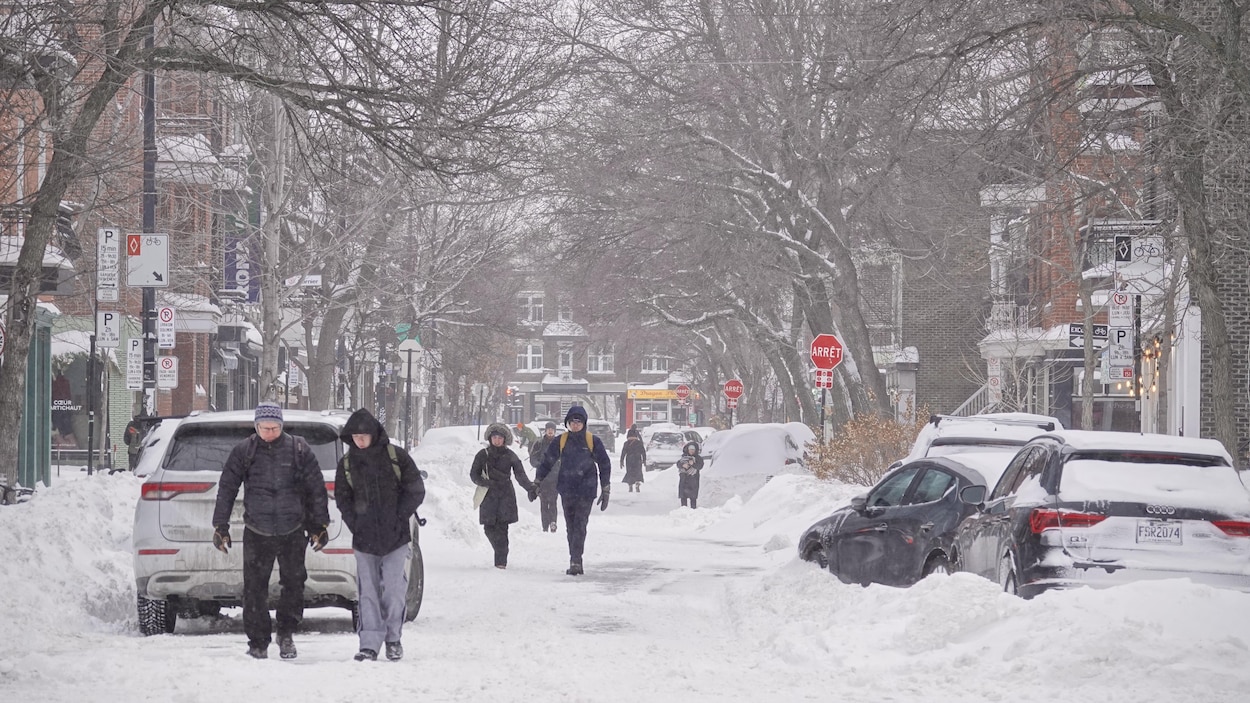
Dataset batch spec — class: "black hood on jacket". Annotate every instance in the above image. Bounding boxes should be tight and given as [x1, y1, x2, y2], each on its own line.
[340, 408, 391, 447]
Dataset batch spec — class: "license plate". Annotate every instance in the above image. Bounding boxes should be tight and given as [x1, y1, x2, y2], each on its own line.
[1136, 520, 1182, 545]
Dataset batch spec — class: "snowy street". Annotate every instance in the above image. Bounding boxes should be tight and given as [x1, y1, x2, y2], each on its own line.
[3, 427, 1250, 702]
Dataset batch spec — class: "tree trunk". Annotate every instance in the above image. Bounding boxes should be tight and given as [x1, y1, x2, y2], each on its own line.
[1174, 148, 1238, 457]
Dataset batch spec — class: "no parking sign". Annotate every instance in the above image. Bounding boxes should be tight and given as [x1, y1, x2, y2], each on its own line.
[157, 356, 178, 389]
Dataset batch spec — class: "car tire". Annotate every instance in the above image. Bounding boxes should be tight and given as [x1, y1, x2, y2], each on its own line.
[922, 554, 950, 577]
[999, 554, 1019, 596]
[137, 596, 176, 636]
[404, 543, 425, 622]
[804, 540, 829, 570]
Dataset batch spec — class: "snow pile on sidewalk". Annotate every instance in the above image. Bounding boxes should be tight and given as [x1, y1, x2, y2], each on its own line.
[0, 473, 141, 649]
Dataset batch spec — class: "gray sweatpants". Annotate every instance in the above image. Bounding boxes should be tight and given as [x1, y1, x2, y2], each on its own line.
[354, 543, 411, 652]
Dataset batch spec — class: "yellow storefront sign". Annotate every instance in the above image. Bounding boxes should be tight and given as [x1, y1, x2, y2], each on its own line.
[626, 388, 679, 400]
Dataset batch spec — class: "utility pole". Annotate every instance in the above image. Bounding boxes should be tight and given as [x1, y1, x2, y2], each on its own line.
[398, 338, 421, 448]
[141, 26, 157, 416]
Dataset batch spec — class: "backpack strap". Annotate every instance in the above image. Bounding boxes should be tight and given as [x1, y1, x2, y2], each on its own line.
[344, 443, 403, 488]
[558, 431, 595, 454]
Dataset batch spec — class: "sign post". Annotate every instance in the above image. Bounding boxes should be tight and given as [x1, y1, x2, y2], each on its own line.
[810, 334, 846, 438]
[723, 379, 743, 427]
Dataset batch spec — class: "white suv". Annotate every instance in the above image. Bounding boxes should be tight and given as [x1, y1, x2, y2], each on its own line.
[132, 409, 424, 635]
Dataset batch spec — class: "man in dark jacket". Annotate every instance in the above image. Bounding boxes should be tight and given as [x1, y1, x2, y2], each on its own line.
[211, 402, 330, 660]
[334, 408, 425, 662]
[534, 406, 612, 575]
[528, 421, 560, 532]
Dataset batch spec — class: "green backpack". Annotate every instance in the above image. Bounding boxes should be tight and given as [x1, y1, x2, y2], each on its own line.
[343, 444, 402, 488]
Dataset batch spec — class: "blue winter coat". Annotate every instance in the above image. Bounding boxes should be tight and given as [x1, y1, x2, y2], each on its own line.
[535, 430, 611, 499]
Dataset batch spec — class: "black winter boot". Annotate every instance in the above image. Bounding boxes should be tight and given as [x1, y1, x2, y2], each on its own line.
[354, 649, 378, 661]
[566, 560, 584, 576]
[277, 634, 297, 660]
[385, 641, 403, 661]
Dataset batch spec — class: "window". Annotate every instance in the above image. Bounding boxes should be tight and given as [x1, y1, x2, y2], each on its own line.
[518, 292, 544, 323]
[908, 469, 956, 504]
[634, 400, 670, 423]
[990, 448, 1034, 501]
[516, 341, 543, 371]
[557, 306, 573, 322]
[868, 466, 920, 508]
[587, 346, 614, 373]
[557, 343, 573, 370]
[641, 355, 669, 373]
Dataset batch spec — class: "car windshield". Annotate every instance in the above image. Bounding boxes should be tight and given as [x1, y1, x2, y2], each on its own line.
[163, 422, 340, 473]
[651, 433, 684, 448]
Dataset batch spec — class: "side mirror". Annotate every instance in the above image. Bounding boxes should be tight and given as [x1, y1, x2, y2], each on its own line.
[850, 494, 868, 513]
[959, 484, 986, 507]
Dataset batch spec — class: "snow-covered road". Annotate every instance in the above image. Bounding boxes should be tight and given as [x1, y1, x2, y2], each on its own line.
[3, 426, 1249, 702]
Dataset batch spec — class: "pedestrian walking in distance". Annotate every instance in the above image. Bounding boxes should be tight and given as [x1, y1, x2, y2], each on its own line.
[533, 406, 612, 575]
[619, 428, 646, 492]
[676, 441, 704, 509]
[334, 408, 425, 662]
[528, 421, 561, 531]
[470, 423, 539, 569]
[211, 402, 330, 660]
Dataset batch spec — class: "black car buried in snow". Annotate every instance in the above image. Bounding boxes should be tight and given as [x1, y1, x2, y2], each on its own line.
[798, 453, 1017, 587]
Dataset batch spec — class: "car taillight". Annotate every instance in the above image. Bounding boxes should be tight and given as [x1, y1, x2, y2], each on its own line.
[1030, 508, 1107, 533]
[322, 548, 353, 555]
[140, 482, 215, 500]
[138, 548, 180, 555]
[325, 481, 335, 497]
[1212, 520, 1250, 537]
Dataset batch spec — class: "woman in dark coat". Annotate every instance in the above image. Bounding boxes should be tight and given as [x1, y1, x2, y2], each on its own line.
[619, 429, 647, 492]
[470, 422, 538, 568]
[676, 440, 704, 509]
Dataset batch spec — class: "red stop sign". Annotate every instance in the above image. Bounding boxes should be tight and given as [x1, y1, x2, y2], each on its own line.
[675, 384, 691, 400]
[810, 334, 845, 370]
[723, 378, 744, 400]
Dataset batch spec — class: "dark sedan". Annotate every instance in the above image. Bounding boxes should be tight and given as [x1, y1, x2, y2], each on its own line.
[798, 453, 1016, 587]
[952, 430, 1250, 598]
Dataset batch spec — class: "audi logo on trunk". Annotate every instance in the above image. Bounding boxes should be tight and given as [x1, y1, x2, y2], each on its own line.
[1146, 505, 1176, 515]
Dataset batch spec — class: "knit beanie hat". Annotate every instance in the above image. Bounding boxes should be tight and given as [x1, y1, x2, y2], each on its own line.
[255, 402, 284, 424]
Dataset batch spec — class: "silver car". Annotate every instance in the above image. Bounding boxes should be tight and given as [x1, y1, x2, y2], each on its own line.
[132, 409, 424, 635]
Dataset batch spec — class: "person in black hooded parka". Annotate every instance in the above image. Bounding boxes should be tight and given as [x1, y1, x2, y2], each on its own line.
[334, 409, 425, 662]
[470, 423, 539, 569]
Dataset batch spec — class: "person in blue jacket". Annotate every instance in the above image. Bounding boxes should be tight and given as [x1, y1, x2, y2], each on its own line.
[533, 405, 612, 575]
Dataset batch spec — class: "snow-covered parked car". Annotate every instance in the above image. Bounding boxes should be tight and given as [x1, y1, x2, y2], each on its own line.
[131, 409, 424, 635]
[646, 430, 690, 471]
[953, 430, 1250, 598]
[702, 422, 815, 475]
[890, 412, 1062, 470]
[799, 450, 1018, 585]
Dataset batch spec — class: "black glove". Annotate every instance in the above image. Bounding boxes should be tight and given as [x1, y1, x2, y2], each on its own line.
[526, 484, 539, 502]
[212, 525, 231, 554]
[307, 524, 329, 552]
[598, 485, 610, 511]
